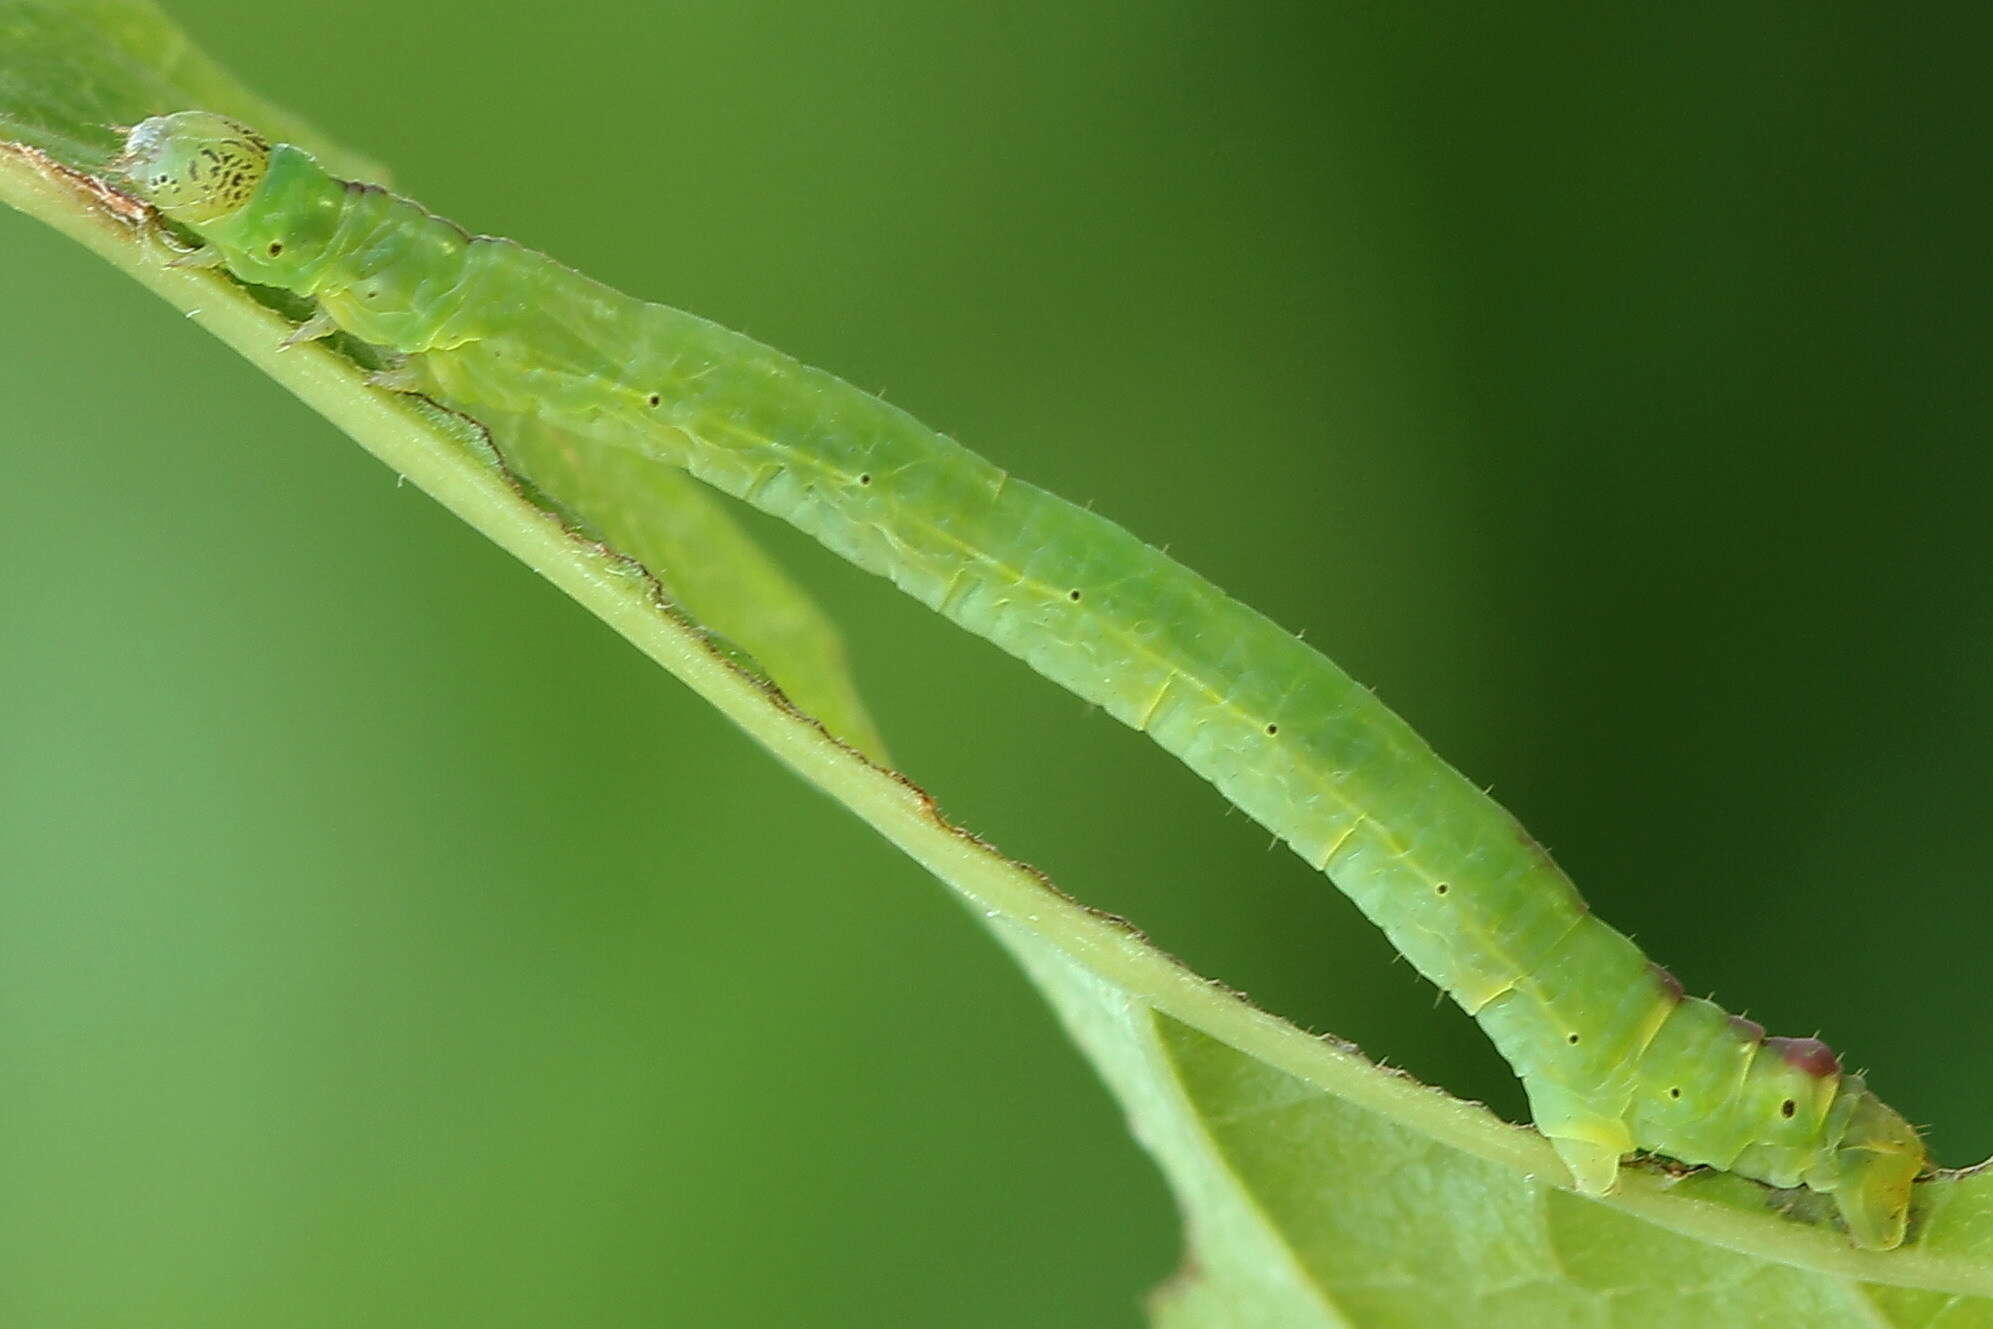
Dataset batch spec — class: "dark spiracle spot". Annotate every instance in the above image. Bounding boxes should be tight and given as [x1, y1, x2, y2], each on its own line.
[1434, 882, 1449, 895]
[858, 474, 872, 486]
[646, 393, 661, 407]
[1669, 1087, 1682, 1099]
[1068, 589, 1082, 602]
[1781, 1099, 1797, 1118]
[1566, 1033, 1580, 1044]
[266, 241, 283, 256]
[1264, 723, 1279, 736]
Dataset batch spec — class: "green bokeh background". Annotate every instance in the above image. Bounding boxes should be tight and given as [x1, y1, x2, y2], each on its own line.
[4, 4, 1988, 1325]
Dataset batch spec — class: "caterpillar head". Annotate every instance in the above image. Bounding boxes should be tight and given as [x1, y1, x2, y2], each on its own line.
[114, 111, 270, 224]
[1828, 1079, 1926, 1249]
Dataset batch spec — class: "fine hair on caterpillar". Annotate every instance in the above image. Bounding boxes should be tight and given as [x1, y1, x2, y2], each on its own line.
[113, 109, 1931, 1250]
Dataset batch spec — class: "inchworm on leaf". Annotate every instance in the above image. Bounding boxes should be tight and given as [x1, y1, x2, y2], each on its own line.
[112, 110, 1928, 1249]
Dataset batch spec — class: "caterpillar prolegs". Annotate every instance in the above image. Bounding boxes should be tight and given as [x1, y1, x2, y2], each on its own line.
[112, 111, 1928, 1248]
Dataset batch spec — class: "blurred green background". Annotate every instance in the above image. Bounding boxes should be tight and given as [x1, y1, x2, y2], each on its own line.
[4, 3, 1989, 1325]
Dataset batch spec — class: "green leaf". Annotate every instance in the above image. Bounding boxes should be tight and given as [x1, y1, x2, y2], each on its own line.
[1010, 933, 1993, 1327]
[4, 3, 1989, 1322]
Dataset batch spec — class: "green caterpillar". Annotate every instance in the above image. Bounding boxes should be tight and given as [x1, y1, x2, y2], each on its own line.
[113, 110, 1928, 1248]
